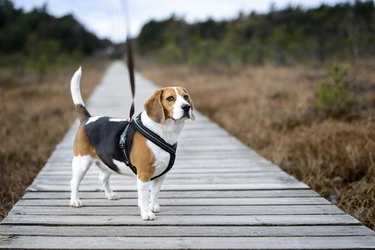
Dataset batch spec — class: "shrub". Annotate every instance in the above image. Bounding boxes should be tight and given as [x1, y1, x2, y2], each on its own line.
[316, 64, 355, 118]
[25, 34, 60, 82]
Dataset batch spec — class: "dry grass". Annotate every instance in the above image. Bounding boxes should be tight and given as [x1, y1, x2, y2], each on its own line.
[141, 61, 375, 229]
[0, 59, 109, 219]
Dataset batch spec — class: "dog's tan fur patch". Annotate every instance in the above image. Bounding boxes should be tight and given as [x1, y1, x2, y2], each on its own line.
[160, 87, 176, 120]
[144, 90, 165, 123]
[130, 131, 156, 182]
[73, 126, 98, 158]
[176, 87, 194, 109]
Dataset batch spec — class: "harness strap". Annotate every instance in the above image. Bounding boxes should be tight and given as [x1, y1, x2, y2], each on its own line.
[133, 114, 177, 181]
[119, 113, 177, 181]
[133, 114, 177, 156]
[119, 122, 136, 174]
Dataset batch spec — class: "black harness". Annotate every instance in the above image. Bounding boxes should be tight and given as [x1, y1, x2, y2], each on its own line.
[119, 113, 177, 181]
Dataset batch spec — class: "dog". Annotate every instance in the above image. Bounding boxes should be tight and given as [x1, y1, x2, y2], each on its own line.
[69, 67, 194, 220]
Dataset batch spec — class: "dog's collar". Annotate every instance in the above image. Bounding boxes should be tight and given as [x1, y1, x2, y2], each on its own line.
[119, 113, 177, 180]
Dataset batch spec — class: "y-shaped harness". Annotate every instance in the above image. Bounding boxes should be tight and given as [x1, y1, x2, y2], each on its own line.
[119, 113, 177, 181]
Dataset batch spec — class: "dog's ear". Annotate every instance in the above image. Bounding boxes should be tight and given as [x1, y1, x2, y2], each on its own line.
[144, 89, 165, 124]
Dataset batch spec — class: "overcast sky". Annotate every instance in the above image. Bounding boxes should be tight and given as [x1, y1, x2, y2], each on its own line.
[13, 0, 346, 43]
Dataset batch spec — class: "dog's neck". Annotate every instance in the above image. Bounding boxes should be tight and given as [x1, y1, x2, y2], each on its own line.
[141, 111, 185, 145]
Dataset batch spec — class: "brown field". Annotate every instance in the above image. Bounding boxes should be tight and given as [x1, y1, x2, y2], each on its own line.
[141, 61, 375, 229]
[0, 59, 109, 219]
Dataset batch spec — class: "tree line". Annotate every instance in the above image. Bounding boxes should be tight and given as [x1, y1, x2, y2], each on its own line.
[136, 0, 375, 66]
[0, 0, 112, 72]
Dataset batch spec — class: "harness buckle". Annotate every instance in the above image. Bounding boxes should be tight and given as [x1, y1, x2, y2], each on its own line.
[119, 121, 132, 150]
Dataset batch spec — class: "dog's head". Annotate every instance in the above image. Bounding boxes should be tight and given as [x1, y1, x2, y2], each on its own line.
[145, 87, 195, 124]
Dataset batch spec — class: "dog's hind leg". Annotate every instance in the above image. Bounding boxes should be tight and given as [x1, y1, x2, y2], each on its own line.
[70, 155, 92, 207]
[97, 162, 120, 200]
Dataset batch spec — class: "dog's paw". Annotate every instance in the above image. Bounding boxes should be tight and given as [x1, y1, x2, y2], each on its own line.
[70, 199, 83, 208]
[106, 192, 120, 200]
[141, 211, 156, 221]
[150, 204, 160, 213]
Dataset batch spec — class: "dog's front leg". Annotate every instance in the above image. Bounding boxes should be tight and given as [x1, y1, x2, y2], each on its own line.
[137, 178, 155, 221]
[150, 175, 166, 213]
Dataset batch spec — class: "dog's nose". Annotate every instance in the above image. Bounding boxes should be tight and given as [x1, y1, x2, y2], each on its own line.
[181, 104, 191, 112]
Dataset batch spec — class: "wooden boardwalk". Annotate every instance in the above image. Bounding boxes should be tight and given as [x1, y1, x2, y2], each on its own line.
[1, 61, 375, 249]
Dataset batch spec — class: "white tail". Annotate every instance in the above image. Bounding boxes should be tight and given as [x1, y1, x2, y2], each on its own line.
[70, 67, 85, 106]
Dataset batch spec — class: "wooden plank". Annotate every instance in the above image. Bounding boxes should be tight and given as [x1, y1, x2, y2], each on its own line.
[31, 176, 299, 185]
[2, 236, 375, 249]
[38, 162, 279, 170]
[32, 171, 295, 179]
[38, 165, 279, 173]
[57, 138, 248, 148]
[33, 172, 290, 180]
[32, 179, 301, 186]
[15, 197, 331, 206]
[46, 153, 268, 161]
[40, 158, 278, 167]
[35, 168, 282, 175]
[22, 190, 320, 199]
[37, 166, 280, 174]
[2, 214, 360, 226]
[9, 205, 343, 216]
[27, 182, 309, 192]
[55, 143, 252, 151]
[47, 153, 268, 161]
[35, 171, 291, 179]
[1, 225, 373, 237]
[46, 148, 262, 157]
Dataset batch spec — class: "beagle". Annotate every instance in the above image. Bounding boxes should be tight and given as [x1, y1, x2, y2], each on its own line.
[69, 67, 194, 220]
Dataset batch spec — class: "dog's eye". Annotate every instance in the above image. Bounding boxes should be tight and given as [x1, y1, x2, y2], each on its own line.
[167, 96, 175, 102]
[183, 95, 189, 100]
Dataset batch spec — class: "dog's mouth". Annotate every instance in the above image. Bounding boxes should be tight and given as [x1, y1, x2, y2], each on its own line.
[171, 114, 189, 121]
[183, 110, 195, 121]
[171, 112, 191, 121]
[183, 113, 190, 119]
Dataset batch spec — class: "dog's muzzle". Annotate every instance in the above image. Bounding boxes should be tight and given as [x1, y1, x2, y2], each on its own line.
[181, 104, 191, 118]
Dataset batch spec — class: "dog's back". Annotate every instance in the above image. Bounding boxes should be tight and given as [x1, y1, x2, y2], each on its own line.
[84, 116, 128, 172]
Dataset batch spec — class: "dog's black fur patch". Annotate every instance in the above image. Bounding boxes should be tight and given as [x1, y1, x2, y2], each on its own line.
[84, 117, 127, 172]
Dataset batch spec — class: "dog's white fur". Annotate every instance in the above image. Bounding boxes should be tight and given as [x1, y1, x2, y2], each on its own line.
[70, 67, 84, 106]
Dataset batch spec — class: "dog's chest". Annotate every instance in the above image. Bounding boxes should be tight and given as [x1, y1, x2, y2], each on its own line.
[141, 116, 184, 177]
[147, 140, 170, 175]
